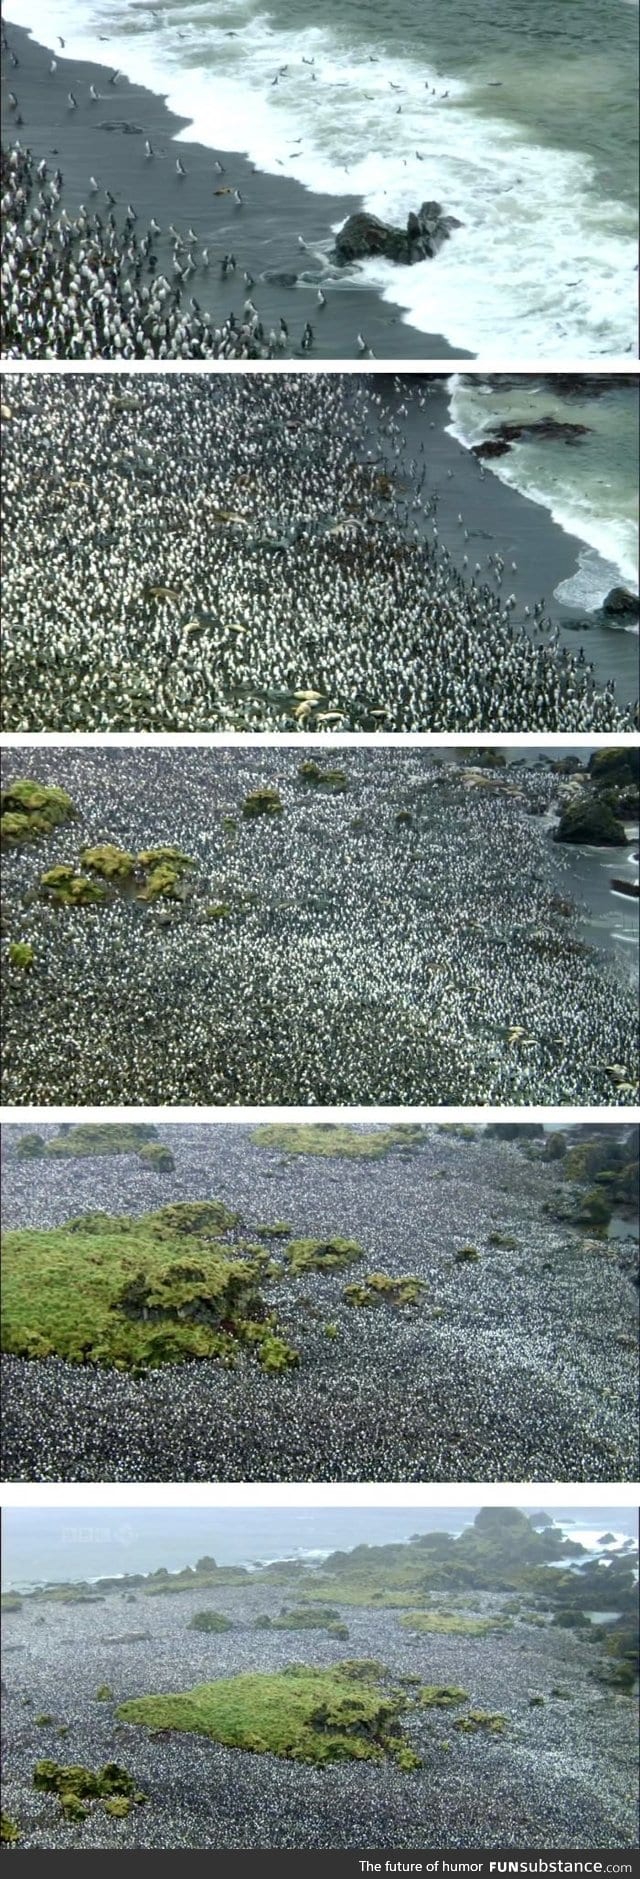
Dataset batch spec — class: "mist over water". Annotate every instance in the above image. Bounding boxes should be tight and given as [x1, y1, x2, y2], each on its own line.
[4, 0, 638, 355]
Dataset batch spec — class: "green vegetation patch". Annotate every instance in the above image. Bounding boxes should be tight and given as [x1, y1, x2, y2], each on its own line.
[137, 1143, 175, 1172]
[15, 1133, 45, 1158]
[454, 1245, 480, 1264]
[1, 1592, 23, 1611]
[343, 1273, 425, 1308]
[252, 1124, 427, 1159]
[188, 1611, 234, 1634]
[453, 1711, 506, 1734]
[401, 1613, 512, 1637]
[418, 1687, 469, 1708]
[40, 845, 196, 908]
[298, 761, 348, 791]
[118, 1667, 419, 1767]
[43, 1123, 160, 1160]
[1, 1813, 20, 1845]
[2, 1205, 298, 1374]
[8, 941, 34, 969]
[33, 1761, 146, 1823]
[40, 865, 107, 907]
[1, 779, 75, 847]
[242, 788, 283, 819]
[257, 1606, 348, 1638]
[80, 844, 136, 881]
[283, 1237, 364, 1275]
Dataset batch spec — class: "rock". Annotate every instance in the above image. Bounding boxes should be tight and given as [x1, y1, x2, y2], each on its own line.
[554, 798, 630, 847]
[471, 440, 512, 460]
[588, 748, 640, 788]
[600, 586, 639, 620]
[472, 417, 589, 459]
[333, 201, 460, 269]
[611, 877, 639, 899]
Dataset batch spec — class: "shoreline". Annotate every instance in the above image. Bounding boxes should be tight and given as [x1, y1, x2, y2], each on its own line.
[391, 379, 640, 704]
[1, 19, 467, 361]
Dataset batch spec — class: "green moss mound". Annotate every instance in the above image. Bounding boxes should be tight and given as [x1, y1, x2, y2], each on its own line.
[265, 1606, 346, 1635]
[2, 1205, 298, 1374]
[137, 1143, 175, 1172]
[40, 865, 107, 907]
[40, 845, 196, 908]
[253, 1124, 427, 1159]
[454, 1245, 480, 1264]
[453, 1711, 506, 1734]
[44, 1123, 159, 1160]
[1, 779, 75, 848]
[15, 1133, 45, 1158]
[188, 1611, 234, 1633]
[95, 1685, 114, 1701]
[81, 844, 136, 881]
[401, 1613, 511, 1637]
[1, 1813, 20, 1844]
[8, 940, 34, 969]
[343, 1273, 424, 1308]
[298, 761, 348, 791]
[33, 1760, 146, 1822]
[118, 1667, 419, 1767]
[419, 1686, 469, 1708]
[1, 1592, 23, 1610]
[284, 1237, 363, 1275]
[242, 788, 283, 819]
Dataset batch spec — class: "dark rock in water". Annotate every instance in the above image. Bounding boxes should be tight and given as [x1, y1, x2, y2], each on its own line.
[333, 201, 460, 268]
[601, 586, 639, 620]
[471, 439, 512, 460]
[550, 756, 585, 774]
[473, 419, 589, 459]
[99, 121, 145, 135]
[554, 798, 630, 847]
[263, 271, 299, 289]
[610, 877, 639, 899]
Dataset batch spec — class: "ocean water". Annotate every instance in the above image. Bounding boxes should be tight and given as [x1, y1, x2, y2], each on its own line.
[3, 1505, 637, 1591]
[447, 376, 639, 611]
[4, 0, 638, 357]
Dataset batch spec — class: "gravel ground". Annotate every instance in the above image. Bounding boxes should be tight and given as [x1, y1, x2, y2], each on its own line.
[2, 748, 638, 1107]
[1, 1580, 637, 1850]
[2, 1125, 637, 1483]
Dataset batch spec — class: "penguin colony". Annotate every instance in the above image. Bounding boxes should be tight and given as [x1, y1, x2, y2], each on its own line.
[2, 374, 635, 733]
[2, 1581, 637, 1847]
[1, 143, 290, 360]
[2, 748, 638, 1108]
[2, 1125, 637, 1484]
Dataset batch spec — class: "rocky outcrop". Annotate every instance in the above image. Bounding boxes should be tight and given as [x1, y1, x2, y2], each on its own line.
[333, 201, 460, 268]
[600, 586, 639, 620]
[554, 798, 630, 846]
[471, 417, 590, 461]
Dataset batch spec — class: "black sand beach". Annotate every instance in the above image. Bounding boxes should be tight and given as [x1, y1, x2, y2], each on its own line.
[1, 20, 465, 361]
[385, 380, 640, 701]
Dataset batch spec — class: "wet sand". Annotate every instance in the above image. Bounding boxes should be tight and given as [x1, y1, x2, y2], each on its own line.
[1, 20, 466, 362]
[390, 379, 640, 702]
